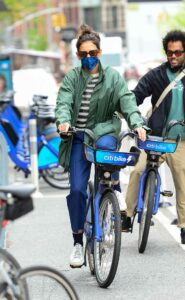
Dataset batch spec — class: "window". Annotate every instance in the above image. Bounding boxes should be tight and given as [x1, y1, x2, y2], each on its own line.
[84, 7, 101, 32]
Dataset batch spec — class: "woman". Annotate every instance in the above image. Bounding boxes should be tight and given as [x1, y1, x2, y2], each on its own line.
[55, 24, 147, 268]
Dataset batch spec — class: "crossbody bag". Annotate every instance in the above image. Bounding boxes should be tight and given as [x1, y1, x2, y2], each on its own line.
[146, 68, 185, 119]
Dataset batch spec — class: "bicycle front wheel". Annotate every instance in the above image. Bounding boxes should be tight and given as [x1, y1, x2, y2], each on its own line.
[138, 170, 156, 254]
[94, 191, 121, 288]
[17, 266, 79, 300]
[0, 248, 28, 299]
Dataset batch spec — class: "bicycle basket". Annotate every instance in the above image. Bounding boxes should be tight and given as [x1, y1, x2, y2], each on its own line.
[5, 196, 34, 221]
[137, 139, 177, 153]
[84, 145, 139, 166]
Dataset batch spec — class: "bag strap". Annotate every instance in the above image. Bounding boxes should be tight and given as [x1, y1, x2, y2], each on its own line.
[150, 68, 185, 116]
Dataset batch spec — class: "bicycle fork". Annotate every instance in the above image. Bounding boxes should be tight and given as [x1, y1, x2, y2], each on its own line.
[0, 264, 20, 299]
[136, 169, 161, 220]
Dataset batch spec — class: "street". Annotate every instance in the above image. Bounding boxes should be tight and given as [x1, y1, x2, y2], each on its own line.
[6, 167, 185, 300]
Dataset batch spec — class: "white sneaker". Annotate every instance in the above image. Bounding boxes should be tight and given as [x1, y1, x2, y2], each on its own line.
[69, 243, 84, 268]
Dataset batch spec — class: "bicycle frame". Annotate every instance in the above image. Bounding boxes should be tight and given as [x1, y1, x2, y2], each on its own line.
[83, 139, 140, 242]
[86, 181, 114, 242]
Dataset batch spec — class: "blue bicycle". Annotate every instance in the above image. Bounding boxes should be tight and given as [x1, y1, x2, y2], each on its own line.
[65, 128, 140, 288]
[133, 128, 180, 253]
[0, 95, 69, 189]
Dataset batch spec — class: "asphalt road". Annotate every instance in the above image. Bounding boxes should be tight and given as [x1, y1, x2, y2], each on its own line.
[5, 166, 185, 300]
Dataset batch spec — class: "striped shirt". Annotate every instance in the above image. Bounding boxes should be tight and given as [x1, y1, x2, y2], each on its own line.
[76, 73, 99, 128]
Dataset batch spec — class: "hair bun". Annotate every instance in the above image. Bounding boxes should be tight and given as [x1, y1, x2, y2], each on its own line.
[79, 24, 92, 36]
[76, 24, 100, 50]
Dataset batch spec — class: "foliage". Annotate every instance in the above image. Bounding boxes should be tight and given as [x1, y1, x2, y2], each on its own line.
[1, 0, 47, 21]
[27, 27, 48, 51]
[158, 0, 185, 34]
[0, 1, 51, 50]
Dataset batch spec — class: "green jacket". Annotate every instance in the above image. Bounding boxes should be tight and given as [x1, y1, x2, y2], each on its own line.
[55, 63, 145, 171]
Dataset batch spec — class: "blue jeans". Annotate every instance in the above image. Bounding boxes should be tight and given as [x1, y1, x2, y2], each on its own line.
[67, 133, 119, 233]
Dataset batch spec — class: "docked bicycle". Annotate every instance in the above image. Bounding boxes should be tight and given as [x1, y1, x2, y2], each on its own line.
[0, 94, 69, 189]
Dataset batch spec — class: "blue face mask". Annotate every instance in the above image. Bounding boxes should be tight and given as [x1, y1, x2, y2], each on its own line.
[81, 56, 99, 71]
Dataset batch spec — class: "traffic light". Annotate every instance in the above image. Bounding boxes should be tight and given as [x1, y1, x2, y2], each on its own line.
[51, 13, 66, 29]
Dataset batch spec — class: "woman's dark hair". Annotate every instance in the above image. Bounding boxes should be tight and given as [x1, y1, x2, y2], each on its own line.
[76, 24, 100, 51]
[162, 30, 185, 52]
[0, 74, 6, 90]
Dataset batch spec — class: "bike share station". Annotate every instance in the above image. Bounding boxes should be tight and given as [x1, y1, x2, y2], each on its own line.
[0, 55, 38, 191]
[0, 53, 69, 192]
[0, 54, 70, 249]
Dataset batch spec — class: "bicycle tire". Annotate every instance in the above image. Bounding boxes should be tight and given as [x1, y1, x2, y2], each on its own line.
[94, 191, 121, 288]
[86, 181, 95, 275]
[38, 132, 70, 189]
[17, 265, 79, 300]
[0, 248, 28, 299]
[138, 170, 156, 254]
[41, 167, 70, 189]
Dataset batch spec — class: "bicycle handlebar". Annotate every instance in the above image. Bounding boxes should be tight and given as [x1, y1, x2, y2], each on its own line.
[59, 127, 137, 149]
[166, 119, 185, 133]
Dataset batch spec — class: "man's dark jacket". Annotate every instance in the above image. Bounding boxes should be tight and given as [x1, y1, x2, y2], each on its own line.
[133, 62, 185, 136]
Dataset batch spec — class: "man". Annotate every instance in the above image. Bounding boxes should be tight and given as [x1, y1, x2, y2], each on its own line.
[122, 30, 185, 244]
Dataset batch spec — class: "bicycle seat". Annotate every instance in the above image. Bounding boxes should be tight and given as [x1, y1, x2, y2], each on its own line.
[0, 183, 36, 198]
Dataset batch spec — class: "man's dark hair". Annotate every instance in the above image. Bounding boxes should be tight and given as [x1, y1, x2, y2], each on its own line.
[162, 30, 185, 52]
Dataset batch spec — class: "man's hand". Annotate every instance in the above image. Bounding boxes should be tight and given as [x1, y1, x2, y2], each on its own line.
[58, 123, 70, 135]
[135, 127, 146, 141]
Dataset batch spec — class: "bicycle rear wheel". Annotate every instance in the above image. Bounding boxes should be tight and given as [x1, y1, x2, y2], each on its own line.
[138, 170, 156, 254]
[17, 266, 79, 300]
[38, 132, 70, 189]
[41, 166, 70, 189]
[94, 191, 121, 288]
[0, 248, 28, 299]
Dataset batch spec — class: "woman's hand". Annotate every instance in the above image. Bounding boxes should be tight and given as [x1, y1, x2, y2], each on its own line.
[134, 127, 146, 141]
[58, 123, 70, 134]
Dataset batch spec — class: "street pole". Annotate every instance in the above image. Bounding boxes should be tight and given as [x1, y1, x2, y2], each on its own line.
[29, 118, 43, 197]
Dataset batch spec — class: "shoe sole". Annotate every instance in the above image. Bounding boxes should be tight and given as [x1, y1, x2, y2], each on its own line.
[122, 228, 131, 232]
[70, 264, 84, 269]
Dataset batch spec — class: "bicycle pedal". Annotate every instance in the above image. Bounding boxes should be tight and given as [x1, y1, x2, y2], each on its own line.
[160, 190, 173, 197]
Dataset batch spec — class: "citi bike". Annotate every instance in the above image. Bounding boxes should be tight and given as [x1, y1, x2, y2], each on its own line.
[0, 94, 69, 189]
[0, 182, 79, 299]
[62, 127, 140, 288]
[130, 123, 180, 254]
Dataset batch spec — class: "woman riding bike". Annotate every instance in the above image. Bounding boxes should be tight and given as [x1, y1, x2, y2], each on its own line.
[55, 23, 148, 268]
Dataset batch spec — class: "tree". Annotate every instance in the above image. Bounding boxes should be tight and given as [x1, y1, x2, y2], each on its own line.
[0, 1, 52, 50]
[1, 0, 46, 21]
[158, 0, 185, 34]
